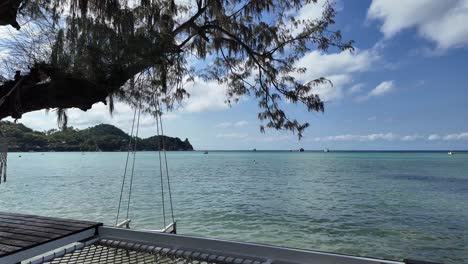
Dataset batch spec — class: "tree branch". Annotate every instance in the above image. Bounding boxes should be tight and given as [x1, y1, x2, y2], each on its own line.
[172, 4, 208, 36]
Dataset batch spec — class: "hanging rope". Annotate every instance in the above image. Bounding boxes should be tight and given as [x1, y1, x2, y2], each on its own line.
[115, 81, 143, 225]
[115, 106, 138, 225]
[156, 99, 175, 224]
[126, 103, 142, 221]
[155, 101, 167, 227]
[114, 90, 176, 230]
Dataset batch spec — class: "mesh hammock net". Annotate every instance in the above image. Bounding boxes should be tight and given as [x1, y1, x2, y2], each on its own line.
[37, 239, 264, 264]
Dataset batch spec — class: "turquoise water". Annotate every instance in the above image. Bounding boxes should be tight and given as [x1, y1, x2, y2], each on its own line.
[0, 151, 467, 263]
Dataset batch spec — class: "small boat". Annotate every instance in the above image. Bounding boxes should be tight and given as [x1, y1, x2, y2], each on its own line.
[448, 151, 454, 155]
[203, 151, 208, 154]
[299, 148, 305, 152]
[252, 148, 257, 152]
[324, 148, 329, 153]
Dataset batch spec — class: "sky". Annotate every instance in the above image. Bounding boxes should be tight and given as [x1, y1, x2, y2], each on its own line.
[2, 0, 468, 150]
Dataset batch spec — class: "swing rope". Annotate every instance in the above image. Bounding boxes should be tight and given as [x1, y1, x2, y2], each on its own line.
[115, 102, 140, 225]
[155, 106, 167, 227]
[156, 99, 175, 224]
[126, 104, 142, 220]
[115, 92, 176, 230]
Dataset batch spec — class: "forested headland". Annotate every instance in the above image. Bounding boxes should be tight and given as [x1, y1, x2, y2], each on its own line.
[0, 121, 193, 152]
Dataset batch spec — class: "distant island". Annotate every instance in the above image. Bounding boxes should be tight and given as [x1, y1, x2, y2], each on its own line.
[0, 121, 194, 152]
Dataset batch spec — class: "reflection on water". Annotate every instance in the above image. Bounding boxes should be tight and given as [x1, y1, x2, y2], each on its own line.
[0, 151, 467, 263]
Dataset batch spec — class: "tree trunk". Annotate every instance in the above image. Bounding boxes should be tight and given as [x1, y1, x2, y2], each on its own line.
[0, 77, 108, 119]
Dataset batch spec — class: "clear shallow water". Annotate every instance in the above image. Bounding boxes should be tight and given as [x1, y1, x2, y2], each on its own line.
[0, 151, 467, 263]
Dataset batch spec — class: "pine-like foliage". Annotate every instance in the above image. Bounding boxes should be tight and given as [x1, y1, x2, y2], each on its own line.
[0, 0, 353, 138]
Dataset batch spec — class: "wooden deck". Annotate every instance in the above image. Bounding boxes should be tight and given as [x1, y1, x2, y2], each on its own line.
[0, 212, 102, 262]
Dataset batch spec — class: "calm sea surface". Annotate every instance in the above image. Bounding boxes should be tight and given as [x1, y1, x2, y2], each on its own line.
[0, 151, 467, 263]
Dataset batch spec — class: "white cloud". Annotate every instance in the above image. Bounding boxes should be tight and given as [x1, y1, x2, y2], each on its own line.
[215, 122, 232, 128]
[349, 83, 364, 94]
[5, 111, 57, 132]
[182, 77, 229, 112]
[295, 49, 377, 79]
[357, 80, 394, 101]
[5, 75, 233, 137]
[286, 1, 382, 102]
[5, 101, 180, 137]
[174, 0, 197, 22]
[313, 133, 425, 142]
[370, 80, 394, 96]
[314, 74, 351, 101]
[314, 133, 396, 142]
[216, 133, 249, 140]
[162, 112, 180, 121]
[246, 135, 295, 143]
[230, 27, 381, 104]
[234, 120, 248, 127]
[215, 120, 248, 128]
[443, 132, 468, 140]
[368, 0, 468, 50]
[294, 49, 380, 101]
[66, 102, 132, 126]
[295, 0, 327, 21]
[314, 132, 468, 142]
[0, 50, 7, 60]
[287, 0, 328, 35]
[0, 26, 19, 41]
[401, 135, 424, 141]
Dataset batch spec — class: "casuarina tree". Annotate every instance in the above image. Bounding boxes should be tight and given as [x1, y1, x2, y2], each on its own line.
[0, 0, 353, 138]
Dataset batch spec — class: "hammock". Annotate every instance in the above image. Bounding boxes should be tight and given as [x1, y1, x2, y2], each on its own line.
[23, 227, 409, 264]
[29, 238, 262, 264]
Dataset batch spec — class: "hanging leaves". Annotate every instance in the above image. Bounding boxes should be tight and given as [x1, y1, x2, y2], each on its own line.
[0, 0, 353, 138]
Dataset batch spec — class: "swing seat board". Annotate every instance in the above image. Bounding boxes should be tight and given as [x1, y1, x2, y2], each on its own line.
[0, 212, 101, 264]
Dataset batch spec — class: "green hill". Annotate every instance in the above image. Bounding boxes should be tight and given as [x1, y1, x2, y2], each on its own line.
[0, 121, 193, 152]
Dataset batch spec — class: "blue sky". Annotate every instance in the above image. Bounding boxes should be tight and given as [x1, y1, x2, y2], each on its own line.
[4, 0, 468, 150]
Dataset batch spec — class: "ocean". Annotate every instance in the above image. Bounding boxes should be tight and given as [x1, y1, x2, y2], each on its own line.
[0, 151, 467, 263]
